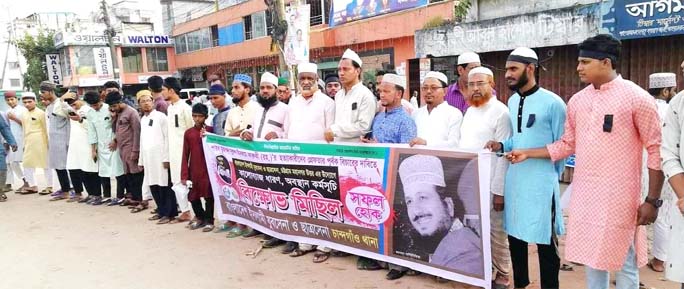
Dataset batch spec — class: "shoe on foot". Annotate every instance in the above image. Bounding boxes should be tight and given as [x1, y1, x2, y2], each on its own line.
[107, 198, 121, 206]
[281, 241, 298, 254]
[226, 227, 247, 238]
[201, 224, 215, 232]
[263, 238, 286, 248]
[241, 229, 262, 238]
[190, 221, 206, 230]
[386, 269, 407, 280]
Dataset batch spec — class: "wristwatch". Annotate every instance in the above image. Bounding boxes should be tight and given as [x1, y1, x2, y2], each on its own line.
[644, 196, 663, 208]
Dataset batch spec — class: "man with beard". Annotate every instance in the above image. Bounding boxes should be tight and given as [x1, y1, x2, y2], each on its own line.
[240, 72, 289, 240]
[445, 52, 481, 113]
[283, 62, 335, 255]
[410, 71, 462, 148]
[324, 49, 377, 143]
[162, 77, 194, 223]
[105, 91, 145, 211]
[277, 77, 292, 104]
[224, 74, 261, 238]
[324, 74, 341, 99]
[507, 36, 664, 289]
[241, 72, 288, 141]
[398, 154, 483, 276]
[644, 73, 677, 273]
[361, 73, 417, 280]
[459, 67, 512, 289]
[485, 47, 566, 289]
[39, 81, 72, 201]
[138, 91, 177, 223]
[224, 74, 260, 137]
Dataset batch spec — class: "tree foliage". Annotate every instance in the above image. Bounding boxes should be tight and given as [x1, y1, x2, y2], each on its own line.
[14, 31, 56, 93]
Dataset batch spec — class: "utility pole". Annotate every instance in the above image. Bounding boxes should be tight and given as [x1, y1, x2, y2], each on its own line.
[100, 0, 119, 81]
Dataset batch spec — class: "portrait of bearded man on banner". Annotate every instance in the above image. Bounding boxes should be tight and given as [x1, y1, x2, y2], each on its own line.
[392, 154, 485, 277]
[216, 155, 232, 185]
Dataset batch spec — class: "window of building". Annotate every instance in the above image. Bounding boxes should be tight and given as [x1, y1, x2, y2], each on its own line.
[146, 47, 168, 72]
[211, 25, 219, 46]
[10, 79, 20, 87]
[175, 35, 187, 54]
[60, 48, 71, 76]
[252, 11, 267, 38]
[74, 46, 95, 75]
[243, 15, 252, 40]
[122, 47, 143, 73]
[307, 0, 330, 25]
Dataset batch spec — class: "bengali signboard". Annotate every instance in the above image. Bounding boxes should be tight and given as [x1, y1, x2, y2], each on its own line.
[203, 135, 493, 288]
[284, 4, 310, 66]
[45, 54, 63, 86]
[614, 0, 684, 39]
[329, 0, 428, 27]
[93, 47, 114, 79]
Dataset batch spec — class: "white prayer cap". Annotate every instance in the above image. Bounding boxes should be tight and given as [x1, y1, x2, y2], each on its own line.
[398, 155, 446, 190]
[457, 52, 481, 65]
[508, 47, 539, 65]
[341, 48, 363, 66]
[260, 72, 278, 87]
[381, 73, 405, 89]
[649, 72, 677, 89]
[298, 62, 318, 75]
[468, 67, 494, 78]
[423, 71, 448, 85]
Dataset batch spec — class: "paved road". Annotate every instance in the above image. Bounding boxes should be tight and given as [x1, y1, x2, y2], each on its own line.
[0, 187, 679, 289]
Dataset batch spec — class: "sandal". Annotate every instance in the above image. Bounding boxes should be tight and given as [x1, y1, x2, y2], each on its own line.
[189, 221, 206, 230]
[289, 248, 315, 257]
[130, 204, 148, 213]
[648, 260, 665, 272]
[225, 227, 247, 238]
[39, 187, 53, 196]
[186, 217, 199, 229]
[49, 193, 69, 201]
[157, 217, 171, 224]
[312, 251, 330, 263]
[148, 214, 162, 221]
[169, 217, 190, 224]
[0, 192, 7, 202]
[202, 224, 215, 232]
[150, 208, 158, 215]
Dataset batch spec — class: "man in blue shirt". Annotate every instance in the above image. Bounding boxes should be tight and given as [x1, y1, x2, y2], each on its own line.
[486, 47, 567, 289]
[208, 84, 230, 136]
[361, 73, 416, 280]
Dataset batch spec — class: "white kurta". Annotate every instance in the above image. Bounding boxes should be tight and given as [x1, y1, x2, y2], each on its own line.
[224, 100, 260, 136]
[331, 82, 377, 143]
[249, 101, 289, 139]
[140, 110, 169, 187]
[458, 99, 511, 196]
[413, 101, 463, 148]
[285, 91, 335, 141]
[167, 100, 193, 184]
[6, 105, 27, 162]
[66, 104, 97, 172]
[659, 92, 684, 283]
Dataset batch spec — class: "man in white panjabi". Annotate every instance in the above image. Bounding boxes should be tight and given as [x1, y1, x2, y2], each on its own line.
[162, 77, 194, 223]
[410, 71, 463, 148]
[3, 91, 29, 192]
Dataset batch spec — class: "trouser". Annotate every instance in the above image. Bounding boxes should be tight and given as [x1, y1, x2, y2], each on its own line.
[55, 169, 70, 192]
[509, 195, 560, 289]
[491, 204, 511, 277]
[299, 243, 315, 251]
[6, 162, 23, 185]
[23, 168, 54, 187]
[652, 198, 672, 261]
[191, 198, 215, 224]
[0, 170, 7, 191]
[509, 235, 560, 288]
[82, 172, 101, 196]
[150, 184, 178, 218]
[585, 244, 638, 289]
[173, 182, 191, 213]
[68, 169, 84, 195]
[122, 172, 144, 201]
[116, 175, 128, 199]
[101, 177, 111, 198]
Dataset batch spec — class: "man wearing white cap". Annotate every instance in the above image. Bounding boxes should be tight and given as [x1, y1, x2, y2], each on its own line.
[360, 73, 417, 279]
[324, 48, 377, 143]
[485, 47, 566, 289]
[280, 62, 335, 255]
[661, 70, 684, 289]
[225, 74, 260, 138]
[644, 72, 677, 273]
[397, 154, 484, 276]
[460, 66, 513, 288]
[410, 71, 462, 148]
[445, 52, 482, 113]
[241, 72, 289, 142]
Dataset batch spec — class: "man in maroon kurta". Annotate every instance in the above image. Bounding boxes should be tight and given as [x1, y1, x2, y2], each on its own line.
[105, 91, 145, 210]
[181, 103, 215, 232]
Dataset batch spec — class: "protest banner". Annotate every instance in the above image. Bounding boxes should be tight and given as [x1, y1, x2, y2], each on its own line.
[203, 135, 493, 288]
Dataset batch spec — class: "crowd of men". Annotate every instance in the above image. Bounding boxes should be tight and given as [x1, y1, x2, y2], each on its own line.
[1, 33, 683, 289]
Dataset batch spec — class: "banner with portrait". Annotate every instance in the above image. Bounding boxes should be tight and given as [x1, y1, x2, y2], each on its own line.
[328, 0, 428, 27]
[284, 4, 310, 66]
[203, 135, 493, 288]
